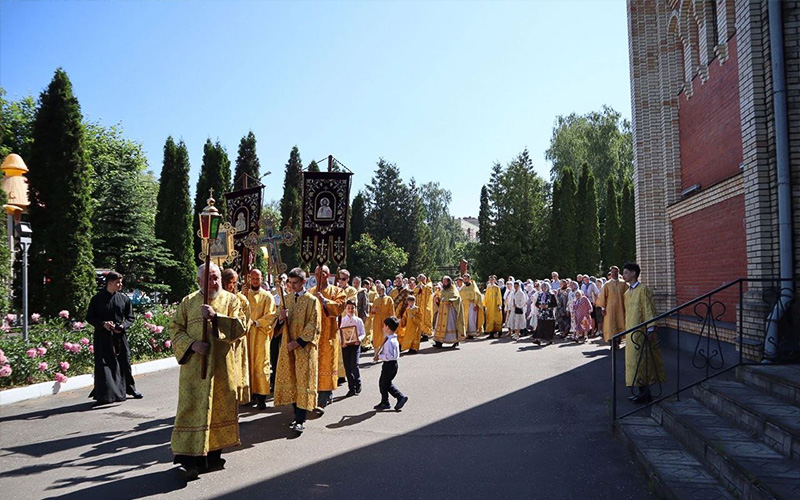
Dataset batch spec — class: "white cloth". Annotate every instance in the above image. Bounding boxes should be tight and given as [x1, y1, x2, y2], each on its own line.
[340, 314, 366, 341]
[377, 333, 400, 361]
[506, 290, 528, 330]
[582, 282, 600, 304]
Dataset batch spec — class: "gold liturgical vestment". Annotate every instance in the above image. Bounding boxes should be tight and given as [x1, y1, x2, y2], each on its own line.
[170, 290, 247, 457]
[363, 288, 378, 350]
[624, 284, 666, 387]
[416, 283, 434, 335]
[245, 287, 277, 396]
[596, 278, 628, 341]
[400, 305, 422, 351]
[371, 295, 395, 353]
[233, 292, 252, 404]
[434, 287, 466, 344]
[484, 285, 503, 333]
[310, 285, 346, 392]
[274, 291, 321, 410]
[460, 282, 485, 336]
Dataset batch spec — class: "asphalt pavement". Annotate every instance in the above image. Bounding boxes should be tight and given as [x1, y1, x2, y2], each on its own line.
[0, 334, 652, 500]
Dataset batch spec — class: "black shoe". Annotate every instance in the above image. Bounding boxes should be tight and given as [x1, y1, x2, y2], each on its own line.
[337, 377, 347, 385]
[293, 422, 305, 433]
[421, 335, 429, 342]
[178, 465, 200, 481]
[355, 387, 362, 395]
[203, 458, 226, 473]
[345, 390, 356, 397]
[129, 392, 144, 399]
[408, 349, 417, 354]
[374, 402, 391, 410]
[257, 399, 267, 410]
[631, 393, 652, 404]
[395, 395, 408, 411]
[433, 341, 443, 348]
[452, 342, 459, 348]
[313, 406, 325, 416]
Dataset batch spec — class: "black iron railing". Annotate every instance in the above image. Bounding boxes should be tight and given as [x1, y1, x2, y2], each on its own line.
[611, 278, 794, 421]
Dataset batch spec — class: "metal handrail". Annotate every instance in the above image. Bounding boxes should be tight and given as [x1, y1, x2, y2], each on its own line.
[611, 277, 794, 421]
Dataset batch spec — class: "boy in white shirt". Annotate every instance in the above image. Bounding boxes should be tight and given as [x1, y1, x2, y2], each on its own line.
[373, 316, 409, 411]
[340, 299, 366, 396]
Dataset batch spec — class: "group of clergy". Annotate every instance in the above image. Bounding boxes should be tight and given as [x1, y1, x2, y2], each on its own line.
[167, 261, 664, 480]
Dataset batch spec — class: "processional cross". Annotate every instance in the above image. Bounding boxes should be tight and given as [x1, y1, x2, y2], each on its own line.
[244, 217, 296, 310]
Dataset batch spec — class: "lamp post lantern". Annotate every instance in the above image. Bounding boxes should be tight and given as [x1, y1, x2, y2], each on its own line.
[197, 190, 222, 379]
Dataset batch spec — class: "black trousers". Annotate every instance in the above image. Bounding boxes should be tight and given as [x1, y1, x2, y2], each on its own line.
[379, 361, 404, 403]
[269, 332, 282, 391]
[342, 345, 361, 392]
[292, 403, 307, 424]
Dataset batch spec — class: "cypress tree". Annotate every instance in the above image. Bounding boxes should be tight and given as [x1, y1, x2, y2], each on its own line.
[279, 146, 303, 268]
[620, 180, 637, 263]
[349, 191, 367, 246]
[601, 176, 622, 270]
[403, 179, 433, 276]
[155, 137, 196, 300]
[28, 68, 95, 316]
[477, 184, 491, 278]
[576, 162, 601, 274]
[307, 160, 320, 172]
[364, 158, 407, 247]
[193, 139, 231, 263]
[233, 131, 260, 191]
[558, 167, 579, 277]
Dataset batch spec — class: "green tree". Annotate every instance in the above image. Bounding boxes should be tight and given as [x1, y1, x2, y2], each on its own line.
[601, 176, 623, 270]
[575, 162, 600, 274]
[349, 234, 408, 279]
[549, 166, 578, 277]
[279, 146, 303, 268]
[349, 191, 368, 247]
[620, 179, 636, 263]
[28, 69, 95, 316]
[476, 185, 492, 278]
[403, 179, 433, 276]
[233, 131, 260, 191]
[418, 182, 460, 268]
[155, 137, 196, 300]
[0, 89, 36, 160]
[307, 160, 320, 172]
[193, 139, 231, 263]
[364, 158, 407, 247]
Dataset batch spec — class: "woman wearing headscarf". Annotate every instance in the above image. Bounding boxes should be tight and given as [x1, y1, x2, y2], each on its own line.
[572, 289, 594, 343]
[506, 281, 528, 340]
[532, 281, 558, 346]
[555, 280, 571, 336]
[525, 281, 538, 336]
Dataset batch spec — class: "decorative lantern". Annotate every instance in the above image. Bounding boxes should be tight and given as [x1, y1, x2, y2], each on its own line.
[198, 190, 222, 241]
[1, 153, 30, 220]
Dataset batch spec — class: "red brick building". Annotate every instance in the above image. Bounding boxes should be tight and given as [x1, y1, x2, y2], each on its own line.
[627, 0, 800, 358]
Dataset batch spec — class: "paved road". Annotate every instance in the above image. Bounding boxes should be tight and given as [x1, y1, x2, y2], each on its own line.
[0, 335, 652, 499]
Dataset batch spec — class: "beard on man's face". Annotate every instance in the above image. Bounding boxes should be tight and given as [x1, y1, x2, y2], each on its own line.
[443, 281, 452, 289]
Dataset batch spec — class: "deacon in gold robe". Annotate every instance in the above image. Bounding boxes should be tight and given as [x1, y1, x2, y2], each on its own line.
[371, 283, 396, 356]
[170, 263, 247, 479]
[221, 268, 251, 406]
[336, 269, 358, 382]
[484, 275, 504, 337]
[400, 295, 422, 352]
[362, 278, 378, 351]
[459, 273, 485, 338]
[274, 267, 321, 434]
[596, 266, 628, 342]
[245, 269, 277, 409]
[622, 262, 666, 404]
[416, 274, 434, 341]
[433, 276, 466, 348]
[310, 265, 346, 411]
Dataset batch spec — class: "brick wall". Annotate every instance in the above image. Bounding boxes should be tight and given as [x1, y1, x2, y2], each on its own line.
[679, 36, 743, 192]
[672, 194, 747, 323]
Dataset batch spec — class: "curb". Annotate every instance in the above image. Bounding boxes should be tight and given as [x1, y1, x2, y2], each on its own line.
[0, 356, 178, 406]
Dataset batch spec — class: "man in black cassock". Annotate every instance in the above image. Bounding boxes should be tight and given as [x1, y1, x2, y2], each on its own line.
[86, 271, 142, 406]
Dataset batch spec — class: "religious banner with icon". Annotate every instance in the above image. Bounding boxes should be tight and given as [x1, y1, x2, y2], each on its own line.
[200, 222, 239, 267]
[300, 171, 352, 266]
[224, 186, 262, 273]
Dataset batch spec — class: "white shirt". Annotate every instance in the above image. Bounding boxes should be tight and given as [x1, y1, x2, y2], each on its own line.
[340, 314, 366, 341]
[377, 333, 400, 362]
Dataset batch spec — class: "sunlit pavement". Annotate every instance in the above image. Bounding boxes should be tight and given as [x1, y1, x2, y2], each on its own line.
[0, 334, 652, 499]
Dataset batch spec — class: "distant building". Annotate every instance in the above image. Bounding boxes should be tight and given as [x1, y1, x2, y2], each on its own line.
[457, 217, 479, 242]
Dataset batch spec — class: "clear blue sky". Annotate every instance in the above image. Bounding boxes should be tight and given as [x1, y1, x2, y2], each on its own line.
[0, 0, 631, 217]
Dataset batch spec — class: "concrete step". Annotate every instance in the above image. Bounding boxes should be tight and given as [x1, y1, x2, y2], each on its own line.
[616, 416, 735, 500]
[694, 379, 800, 460]
[656, 398, 800, 500]
[737, 365, 800, 406]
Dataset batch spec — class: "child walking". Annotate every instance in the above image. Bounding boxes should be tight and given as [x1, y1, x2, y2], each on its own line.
[373, 316, 409, 411]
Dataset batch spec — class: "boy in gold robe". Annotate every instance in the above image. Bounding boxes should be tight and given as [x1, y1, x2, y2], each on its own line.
[371, 283, 396, 357]
[245, 269, 277, 409]
[274, 267, 321, 434]
[459, 273, 485, 338]
[170, 263, 247, 480]
[336, 269, 358, 383]
[484, 275, 504, 337]
[221, 268, 251, 406]
[434, 276, 466, 348]
[596, 266, 628, 343]
[400, 295, 422, 353]
[416, 274, 434, 341]
[622, 262, 666, 404]
[310, 265, 346, 412]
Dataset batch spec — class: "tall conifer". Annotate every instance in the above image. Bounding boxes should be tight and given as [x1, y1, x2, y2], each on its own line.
[193, 140, 231, 263]
[620, 180, 637, 263]
[601, 176, 622, 270]
[576, 162, 601, 274]
[279, 146, 303, 268]
[233, 131, 260, 190]
[28, 69, 95, 315]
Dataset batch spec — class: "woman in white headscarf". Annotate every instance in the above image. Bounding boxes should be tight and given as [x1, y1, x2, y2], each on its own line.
[526, 281, 539, 334]
[532, 281, 558, 346]
[506, 281, 528, 340]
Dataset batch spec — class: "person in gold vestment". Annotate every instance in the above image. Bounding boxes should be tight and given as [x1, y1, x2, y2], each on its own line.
[459, 273, 485, 338]
[370, 283, 395, 359]
[361, 278, 377, 351]
[245, 269, 277, 409]
[170, 263, 247, 480]
[274, 267, 321, 434]
[622, 262, 666, 404]
[400, 295, 422, 353]
[309, 265, 346, 412]
[221, 269, 251, 406]
[433, 276, 466, 348]
[336, 269, 358, 384]
[416, 274, 434, 342]
[484, 275, 504, 338]
[596, 266, 628, 343]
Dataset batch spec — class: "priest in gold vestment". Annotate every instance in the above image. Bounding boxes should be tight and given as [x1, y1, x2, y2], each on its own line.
[221, 268, 251, 406]
[245, 269, 277, 409]
[400, 295, 422, 352]
[484, 275, 504, 337]
[170, 263, 247, 479]
[336, 269, 358, 381]
[459, 274, 485, 338]
[622, 262, 666, 404]
[274, 268, 321, 434]
[310, 265, 346, 411]
[371, 283, 396, 357]
[416, 274, 434, 341]
[596, 266, 628, 342]
[433, 276, 466, 348]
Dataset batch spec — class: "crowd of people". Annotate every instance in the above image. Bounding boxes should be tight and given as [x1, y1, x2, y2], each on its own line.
[83, 260, 665, 481]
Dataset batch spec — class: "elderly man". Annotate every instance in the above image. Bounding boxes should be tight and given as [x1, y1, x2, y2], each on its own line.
[416, 274, 434, 341]
[309, 265, 346, 412]
[245, 268, 277, 409]
[433, 276, 466, 348]
[460, 273, 484, 338]
[221, 268, 251, 405]
[170, 263, 247, 480]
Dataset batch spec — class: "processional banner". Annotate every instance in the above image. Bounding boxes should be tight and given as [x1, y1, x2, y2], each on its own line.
[224, 186, 262, 273]
[300, 171, 352, 266]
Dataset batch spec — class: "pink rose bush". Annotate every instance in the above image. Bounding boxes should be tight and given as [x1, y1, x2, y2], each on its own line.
[58, 310, 70, 319]
[31, 313, 41, 324]
[80, 337, 90, 346]
[54, 372, 68, 384]
[38, 362, 48, 371]
[59, 361, 69, 372]
[144, 311, 153, 320]
[0, 364, 12, 377]
[72, 322, 84, 331]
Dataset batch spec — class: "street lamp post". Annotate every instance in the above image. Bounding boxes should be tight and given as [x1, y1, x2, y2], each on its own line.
[17, 222, 32, 341]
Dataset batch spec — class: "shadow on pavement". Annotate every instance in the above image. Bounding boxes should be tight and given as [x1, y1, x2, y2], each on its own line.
[325, 410, 377, 429]
[43, 468, 186, 499]
[0, 401, 96, 424]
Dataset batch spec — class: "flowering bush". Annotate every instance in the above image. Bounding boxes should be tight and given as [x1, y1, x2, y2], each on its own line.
[0, 305, 174, 389]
